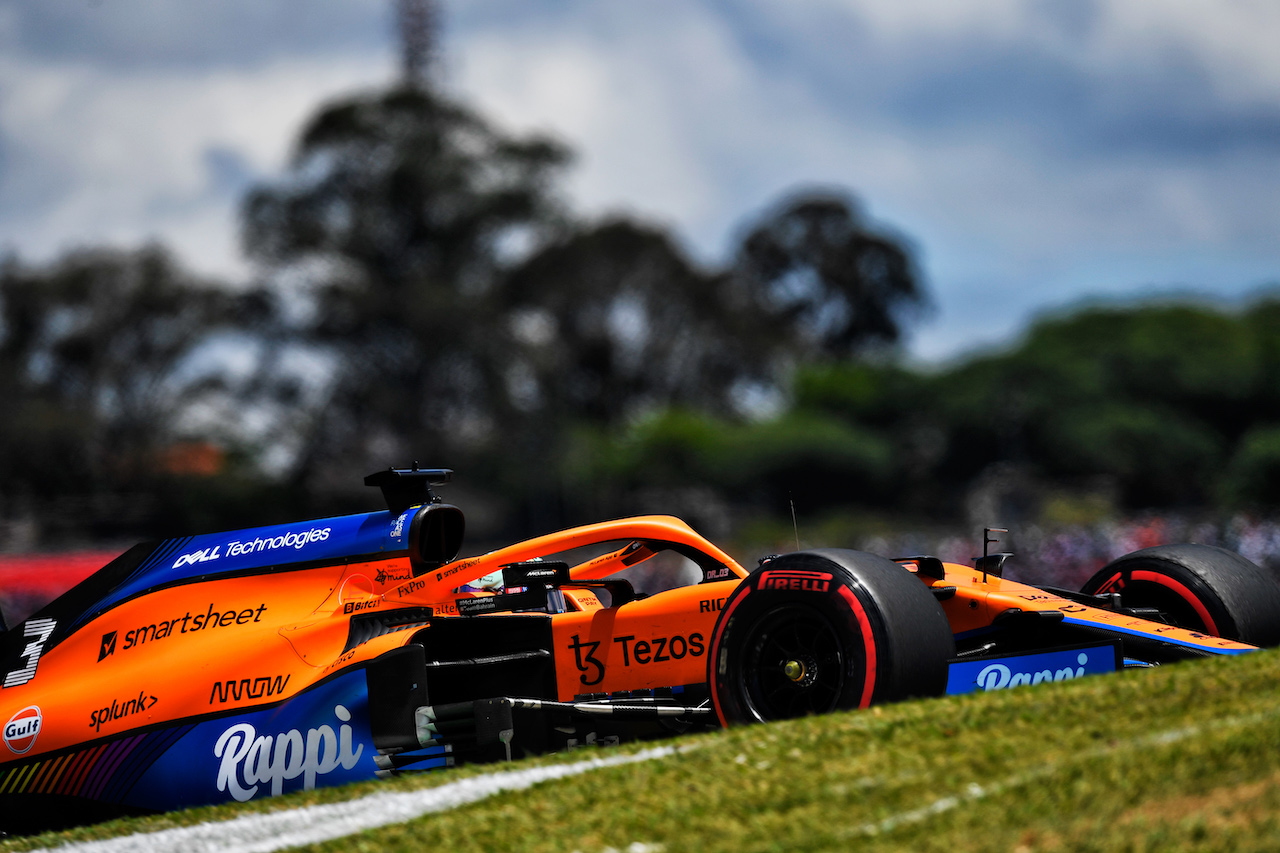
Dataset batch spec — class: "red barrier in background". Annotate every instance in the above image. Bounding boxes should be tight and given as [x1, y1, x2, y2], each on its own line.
[0, 551, 123, 629]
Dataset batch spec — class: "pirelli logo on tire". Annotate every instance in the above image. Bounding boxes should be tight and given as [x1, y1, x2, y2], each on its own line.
[757, 570, 833, 593]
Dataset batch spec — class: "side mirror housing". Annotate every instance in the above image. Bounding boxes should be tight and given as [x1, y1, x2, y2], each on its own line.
[408, 503, 465, 575]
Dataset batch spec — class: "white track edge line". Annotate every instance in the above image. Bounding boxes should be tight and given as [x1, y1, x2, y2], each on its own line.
[29, 745, 681, 853]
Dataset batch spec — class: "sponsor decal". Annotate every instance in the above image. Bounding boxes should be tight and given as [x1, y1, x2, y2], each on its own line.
[3, 705, 41, 754]
[568, 634, 604, 685]
[342, 599, 380, 615]
[324, 649, 358, 672]
[699, 597, 727, 614]
[567, 631, 706, 686]
[209, 674, 292, 705]
[389, 510, 410, 540]
[90, 691, 158, 732]
[226, 527, 331, 557]
[758, 570, 833, 593]
[613, 633, 705, 666]
[214, 704, 364, 802]
[3, 618, 57, 688]
[96, 603, 268, 662]
[946, 644, 1118, 695]
[374, 566, 410, 585]
[975, 653, 1091, 690]
[397, 579, 426, 598]
[172, 527, 332, 570]
[98, 630, 118, 661]
[457, 596, 499, 615]
[173, 546, 222, 569]
[435, 559, 478, 583]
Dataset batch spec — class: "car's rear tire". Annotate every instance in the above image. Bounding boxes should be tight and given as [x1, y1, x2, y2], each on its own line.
[1081, 544, 1280, 647]
[708, 549, 955, 726]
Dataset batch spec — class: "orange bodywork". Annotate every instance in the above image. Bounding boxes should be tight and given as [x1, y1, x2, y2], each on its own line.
[8, 557, 423, 761]
[2, 515, 747, 769]
[904, 560, 1254, 654]
[385, 515, 748, 699]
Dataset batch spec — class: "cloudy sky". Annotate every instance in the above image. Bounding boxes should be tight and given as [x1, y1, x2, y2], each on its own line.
[2, 0, 1278, 361]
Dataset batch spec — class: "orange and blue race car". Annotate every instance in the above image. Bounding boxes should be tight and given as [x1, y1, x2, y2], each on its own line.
[3, 467, 1279, 833]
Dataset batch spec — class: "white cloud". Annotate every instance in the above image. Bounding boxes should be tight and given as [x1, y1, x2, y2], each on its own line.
[0, 51, 392, 277]
[2, 0, 1278, 364]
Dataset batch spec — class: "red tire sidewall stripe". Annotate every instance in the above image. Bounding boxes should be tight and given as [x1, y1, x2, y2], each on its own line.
[1131, 569, 1220, 636]
[708, 582, 753, 726]
[836, 584, 878, 708]
[1095, 572, 1123, 594]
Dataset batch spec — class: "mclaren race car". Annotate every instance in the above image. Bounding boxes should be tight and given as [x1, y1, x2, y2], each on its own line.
[3, 467, 1279, 832]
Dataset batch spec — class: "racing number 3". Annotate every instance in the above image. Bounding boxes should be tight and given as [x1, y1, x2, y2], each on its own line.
[568, 634, 604, 685]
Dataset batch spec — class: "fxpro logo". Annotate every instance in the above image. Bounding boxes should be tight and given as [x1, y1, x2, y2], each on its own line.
[214, 705, 363, 801]
[172, 527, 332, 569]
[4, 705, 42, 754]
[976, 652, 1092, 691]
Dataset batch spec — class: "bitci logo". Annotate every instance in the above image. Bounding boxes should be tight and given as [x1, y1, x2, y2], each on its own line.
[4, 705, 42, 754]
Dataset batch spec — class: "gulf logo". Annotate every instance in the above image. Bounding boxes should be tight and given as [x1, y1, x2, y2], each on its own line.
[3, 705, 42, 754]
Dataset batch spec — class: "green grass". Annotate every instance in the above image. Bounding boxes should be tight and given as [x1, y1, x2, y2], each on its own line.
[10, 650, 1280, 852]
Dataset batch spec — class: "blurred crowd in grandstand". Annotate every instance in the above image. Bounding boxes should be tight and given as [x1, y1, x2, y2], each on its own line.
[861, 514, 1280, 590]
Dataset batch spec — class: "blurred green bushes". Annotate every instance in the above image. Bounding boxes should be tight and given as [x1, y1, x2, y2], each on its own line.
[565, 297, 1280, 523]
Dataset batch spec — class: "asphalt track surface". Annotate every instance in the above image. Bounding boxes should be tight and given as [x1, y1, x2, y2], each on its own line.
[28, 746, 679, 853]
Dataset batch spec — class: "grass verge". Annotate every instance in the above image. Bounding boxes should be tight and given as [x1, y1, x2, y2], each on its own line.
[7, 649, 1280, 852]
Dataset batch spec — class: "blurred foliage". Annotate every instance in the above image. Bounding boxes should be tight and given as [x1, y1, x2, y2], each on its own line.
[3, 67, 1279, 547]
[1223, 425, 1280, 507]
[232, 80, 926, 523]
[572, 297, 1280, 524]
[0, 246, 291, 540]
[240, 85, 574, 492]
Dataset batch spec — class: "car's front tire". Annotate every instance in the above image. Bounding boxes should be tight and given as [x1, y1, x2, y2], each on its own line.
[1081, 543, 1280, 647]
[707, 549, 954, 726]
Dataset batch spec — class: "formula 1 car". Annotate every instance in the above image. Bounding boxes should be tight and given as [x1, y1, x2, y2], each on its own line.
[3, 468, 1279, 833]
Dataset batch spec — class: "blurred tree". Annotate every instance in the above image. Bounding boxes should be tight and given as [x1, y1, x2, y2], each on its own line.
[729, 191, 927, 359]
[0, 246, 258, 528]
[924, 301, 1272, 509]
[240, 68, 930, 520]
[241, 85, 571, 488]
[1222, 425, 1280, 507]
[505, 195, 928, 428]
[233, 1, 931, 521]
[499, 220, 757, 425]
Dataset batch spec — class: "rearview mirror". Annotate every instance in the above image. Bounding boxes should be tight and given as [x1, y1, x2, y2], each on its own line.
[408, 504, 465, 575]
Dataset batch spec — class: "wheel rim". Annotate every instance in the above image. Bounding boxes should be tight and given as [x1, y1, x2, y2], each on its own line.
[739, 604, 847, 722]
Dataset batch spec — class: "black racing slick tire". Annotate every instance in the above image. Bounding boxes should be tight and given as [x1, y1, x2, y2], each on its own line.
[708, 549, 955, 726]
[1081, 544, 1280, 648]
